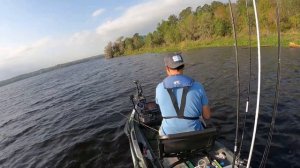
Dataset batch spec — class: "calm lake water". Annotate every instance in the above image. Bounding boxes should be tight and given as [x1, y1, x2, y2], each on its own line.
[0, 47, 299, 168]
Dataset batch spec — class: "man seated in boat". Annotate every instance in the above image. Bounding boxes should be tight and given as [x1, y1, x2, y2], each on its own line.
[156, 53, 211, 135]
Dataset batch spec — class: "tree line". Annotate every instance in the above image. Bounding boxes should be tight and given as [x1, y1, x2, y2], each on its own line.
[104, 0, 300, 59]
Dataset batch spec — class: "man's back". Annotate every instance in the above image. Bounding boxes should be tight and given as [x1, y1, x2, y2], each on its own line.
[156, 78, 208, 135]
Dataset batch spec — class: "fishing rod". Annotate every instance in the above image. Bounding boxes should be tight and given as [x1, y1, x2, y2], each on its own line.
[246, 0, 262, 167]
[228, 0, 241, 167]
[259, 0, 281, 167]
[237, 0, 253, 161]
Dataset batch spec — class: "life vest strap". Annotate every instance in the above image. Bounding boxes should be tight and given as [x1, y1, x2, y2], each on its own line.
[163, 116, 199, 120]
[166, 86, 192, 119]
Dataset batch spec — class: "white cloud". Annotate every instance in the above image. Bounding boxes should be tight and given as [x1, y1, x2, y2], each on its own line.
[96, 0, 207, 41]
[12, 38, 50, 58]
[0, 39, 52, 80]
[0, 37, 50, 64]
[92, 8, 105, 17]
[0, 31, 103, 80]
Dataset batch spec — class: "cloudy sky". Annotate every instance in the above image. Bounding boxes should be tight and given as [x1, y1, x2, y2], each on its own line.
[0, 0, 229, 81]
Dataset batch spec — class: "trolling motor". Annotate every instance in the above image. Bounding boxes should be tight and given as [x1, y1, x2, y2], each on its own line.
[130, 80, 161, 125]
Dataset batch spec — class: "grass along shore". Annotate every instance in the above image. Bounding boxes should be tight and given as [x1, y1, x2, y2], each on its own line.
[124, 32, 300, 56]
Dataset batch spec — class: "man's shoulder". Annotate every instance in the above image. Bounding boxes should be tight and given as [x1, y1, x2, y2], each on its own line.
[156, 82, 164, 90]
[192, 81, 204, 89]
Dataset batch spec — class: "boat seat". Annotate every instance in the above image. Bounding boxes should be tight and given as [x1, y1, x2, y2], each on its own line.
[158, 127, 217, 159]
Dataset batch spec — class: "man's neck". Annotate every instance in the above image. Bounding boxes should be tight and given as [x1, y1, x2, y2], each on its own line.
[168, 71, 183, 76]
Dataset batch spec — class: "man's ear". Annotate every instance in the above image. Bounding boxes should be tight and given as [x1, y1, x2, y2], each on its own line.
[165, 66, 170, 75]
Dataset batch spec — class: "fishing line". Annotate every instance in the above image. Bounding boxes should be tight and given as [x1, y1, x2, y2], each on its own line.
[228, 0, 241, 167]
[259, 1, 281, 167]
[119, 112, 159, 133]
[237, 0, 253, 161]
[246, 0, 262, 167]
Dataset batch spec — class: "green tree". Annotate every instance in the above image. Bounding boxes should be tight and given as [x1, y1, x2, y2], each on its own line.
[124, 37, 134, 51]
[114, 36, 125, 56]
[104, 41, 113, 59]
[290, 14, 300, 31]
[144, 33, 153, 48]
[258, 0, 277, 34]
[179, 7, 192, 20]
[195, 5, 202, 14]
[280, 0, 300, 31]
[157, 19, 180, 45]
[179, 13, 198, 40]
[165, 26, 181, 44]
[196, 12, 214, 39]
[132, 33, 144, 50]
[213, 4, 231, 36]
[211, 1, 224, 10]
[166, 15, 181, 44]
[112, 42, 120, 56]
[214, 19, 231, 36]
[168, 15, 178, 25]
[196, 4, 212, 15]
[236, 0, 255, 33]
[152, 30, 164, 46]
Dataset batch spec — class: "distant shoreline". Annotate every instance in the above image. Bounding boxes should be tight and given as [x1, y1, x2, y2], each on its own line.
[117, 33, 300, 56]
[0, 55, 104, 88]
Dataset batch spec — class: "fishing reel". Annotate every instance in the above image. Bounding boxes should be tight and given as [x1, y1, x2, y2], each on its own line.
[130, 80, 146, 111]
[235, 158, 248, 168]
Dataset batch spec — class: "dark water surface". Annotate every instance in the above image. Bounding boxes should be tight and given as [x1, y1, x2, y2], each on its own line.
[0, 47, 299, 168]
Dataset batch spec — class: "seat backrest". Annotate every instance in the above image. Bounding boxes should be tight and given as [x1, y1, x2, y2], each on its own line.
[158, 128, 217, 158]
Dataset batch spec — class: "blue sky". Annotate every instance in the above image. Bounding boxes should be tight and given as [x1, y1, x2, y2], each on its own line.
[0, 0, 142, 47]
[0, 0, 229, 81]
